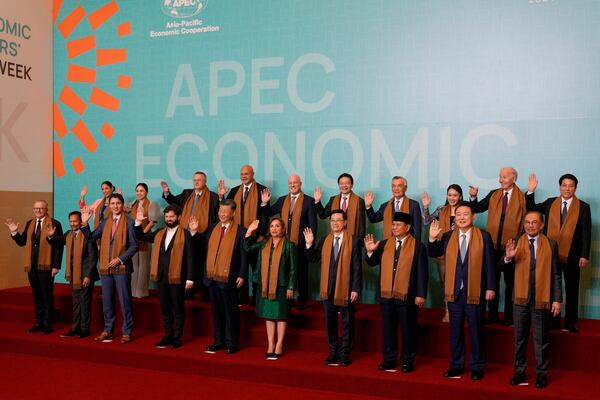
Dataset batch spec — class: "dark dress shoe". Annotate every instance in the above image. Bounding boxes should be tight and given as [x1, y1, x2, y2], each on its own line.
[510, 372, 527, 386]
[471, 370, 484, 380]
[502, 319, 514, 327]
[171, 339, 182, 349]
[41, 327, 53, 335]
[61, 330, 79, 337]
[444, 368, 464, 378]
[265, 352, 275, 359]
[205, 344, 225, 353]
[339, 356, 351, 367]
[79, 330, 90, 338]
[273, 352, 283, 359]
[401, 363, 414, 373]
[225, 346, 239, 354]
[378, 361, 397, 371]
[486, 315, 500, 324]
[535, 374, 548, 388]
[324, 354, 340, 365]
[155, 337, 172, 348]
[562, 325, 579, 333]
[27, 325, 42, 333]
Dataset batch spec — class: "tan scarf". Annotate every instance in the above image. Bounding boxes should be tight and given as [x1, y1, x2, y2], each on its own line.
[444, 228, 484, 305]
[24, 217, 52, 272]
[333, 193, 360, 237]
[150, 226, 186, 284]
[99, 215, 127, 275]
[547, 196, 580, 263]
[234, 182, 258, 229]
[486, 186, 525, 249]
[261, 238, 284, 300]
[438, 205, 453, 236]
[320, 231, 353, 306]
[280, 192, 304, 244]
[383, 196, 410, 239]
[206, 223, 239, 282]
[380, 235, 416, 300]
[180, 190, 210, 232]
[93, 200, 111, 230]
[65, 231, 85, 289]
[513, 234, 552, 309]
[130, 199, 149, 251]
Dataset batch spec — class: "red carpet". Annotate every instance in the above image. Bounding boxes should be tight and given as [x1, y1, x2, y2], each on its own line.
[1, 284, 599, 399]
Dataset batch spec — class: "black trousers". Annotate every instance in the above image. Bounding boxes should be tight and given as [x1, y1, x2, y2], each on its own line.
[323, 300, 355, 357]
[71, 283, 94, 333]
[296, 248, 310, 303]
[487, 249, 514, 321]
[209, 285, 240, 347]
[514, 303, 551, 375]
[380, 301, 418, 364]
[28, 269, 54, 329]
[157, 282, 186, 340]
[557, 261, 580, 327]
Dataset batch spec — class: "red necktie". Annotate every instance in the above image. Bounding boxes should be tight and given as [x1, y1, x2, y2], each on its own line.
[341, 197, 347, 212]
[111, 218, 118, 237]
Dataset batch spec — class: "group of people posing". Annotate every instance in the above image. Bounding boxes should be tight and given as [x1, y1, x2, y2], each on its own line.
[5, 165, 591, 389]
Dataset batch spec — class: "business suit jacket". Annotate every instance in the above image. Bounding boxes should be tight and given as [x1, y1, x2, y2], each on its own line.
[306, 234, 362, 300]
[267, 192, 318, 248]
[48, 230, 99, 283]
[365, 237, 428, 304]
[202, 222, 248, 289]
[427, 229, 496, 302]
[84, 215, 138, 274]
[316, 194, 366, 241]
[163, 189, 220, 230]
[470, 189, 525, 249]
[367, 198, 422, 240]
[136, 225, 195, 284]
[12, 218, 64, 270]
[526, 194, 591, 264]
[499, 235, 562, 304]
[226, 182, 269, 236]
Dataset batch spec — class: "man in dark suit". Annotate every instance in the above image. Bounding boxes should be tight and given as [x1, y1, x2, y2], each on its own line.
[203, 199, 248, 354]
[263, 174, 317, 308]
[47, 211, 98, 338]
[501, 211, 562, 389]
[469, 166, 526, 325]
[526, 173, 591, 333]
[314, 173, 366, 243]
[428, 202, 496, 381]
[161, 171, 219, 301]
[81, 193, 139, 344]
[5, 200, 63, 334]
[135, 204, 196, 348]
[304, 209, 362, 367]
[365, 176, 422, 240]
[364, 212, 428, 373]
[218, 165, 268, 304]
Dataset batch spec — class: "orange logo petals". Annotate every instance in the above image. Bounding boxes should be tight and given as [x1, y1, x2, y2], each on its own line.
[90, 86, 120, 112]
[59, 85, 88, 115]
[89, 0, 119, 30]
[71, 119, 98, 153]
[54, 102, 68, 138]
[66, 35, 96, 59]
[54, 141, 66, 177]
[57, 5, 85, 39]
[96, 49, 127, 66]
[67, 64, 97, 83]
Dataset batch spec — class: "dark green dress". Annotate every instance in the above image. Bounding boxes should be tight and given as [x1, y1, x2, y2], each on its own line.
[243, 238, 297, 320]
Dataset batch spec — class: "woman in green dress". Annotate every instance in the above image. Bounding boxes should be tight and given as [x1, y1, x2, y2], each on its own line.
[244, 217, 297, 359]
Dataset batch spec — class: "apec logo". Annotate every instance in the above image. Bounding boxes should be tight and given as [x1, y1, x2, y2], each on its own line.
[162, 0, 208, 18]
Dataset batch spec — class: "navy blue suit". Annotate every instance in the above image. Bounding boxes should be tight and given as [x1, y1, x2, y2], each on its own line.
[367, 198, 422, 240]
[267, 192, 317, 303]
[428, 228, 496, 372]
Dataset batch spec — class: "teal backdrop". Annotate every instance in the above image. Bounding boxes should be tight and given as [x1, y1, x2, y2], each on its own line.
[53, 0, 600, 318]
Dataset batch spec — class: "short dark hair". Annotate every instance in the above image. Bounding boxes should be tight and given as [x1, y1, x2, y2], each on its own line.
[454, 201, 473, 213]
[524, 210, 544, 222]
[194, 171, 207, 178]
[330, 209, 347, 220]
[559, 173, 578, 187]
[337, 173, 354, 185]
[164, 204, 181, 216]
[136, 182, 148, 193]
[101, 180, 115, 190]
[220, 199, 237, 210]
[108, 193, 124, 204]
[267, 216, 286, 238]
[445, 184, 464, 205]
[68, 211, 82, 220]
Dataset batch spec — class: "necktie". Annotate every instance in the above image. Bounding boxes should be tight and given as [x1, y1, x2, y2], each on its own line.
[395, 200, 400, 212]
[111, 218, 118, 237]
[289, 195, 297, 216]
[529, 238, 536, 299]
[191, 192, 200, 215]
[560, 201, 568, 227]
[501, 191, 509, 217]
[215, 226, 227, 255]
[394, 239, 402, 260]
[460, 234, 467, 262]
[34, 219, 42, 243]
[70, 232, 76, 268]
[333, 236, 340, 261]
[242, 186, 249, 203]
[341, 197, 347, 212]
